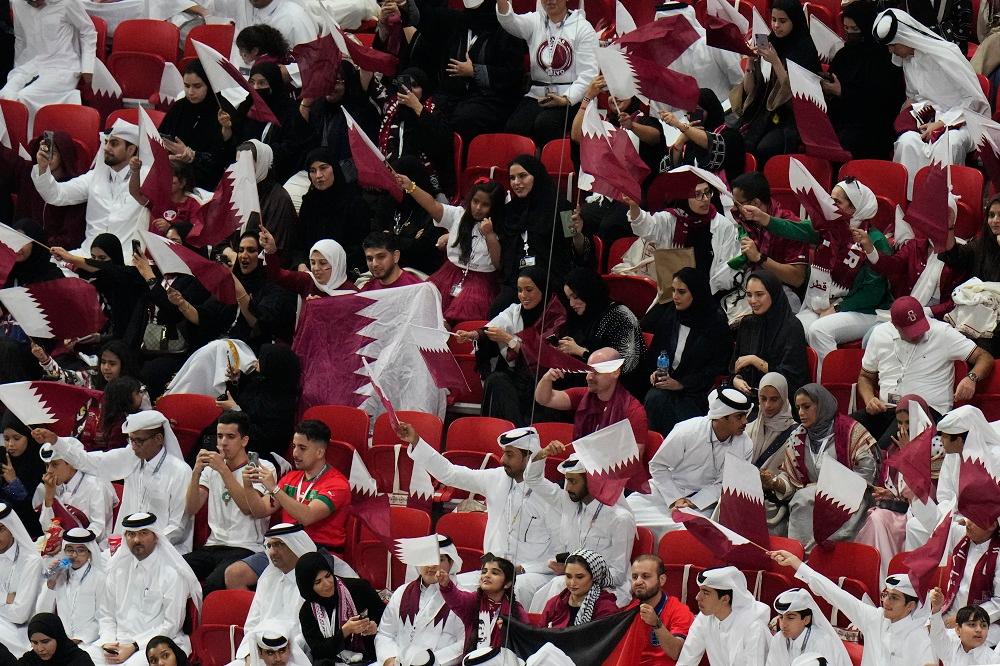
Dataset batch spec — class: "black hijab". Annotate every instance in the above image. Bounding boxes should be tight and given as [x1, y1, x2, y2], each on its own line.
[769, 0, 821, 72]
[295, 551, 338, 612]
[2, 410, 44, 505]
[517, 265, 553, 327]
[250, 62, 295, 120]
[673, 266, 726, 329]
[143, 637, 188, 666]
[18, 613, 93, 666]
[6, 219, 60, 287]
[504, 155, 558, 234]
[90, 233, 124, 266]
[564, 266, 612, 328]
[159, 60, 220, 152]
[257, 343, 301, 395]
[747, 269, 795, 337]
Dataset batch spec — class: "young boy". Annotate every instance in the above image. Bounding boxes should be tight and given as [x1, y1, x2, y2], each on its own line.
[929, 588, 1000, 665]
[766, 589, 851, 666]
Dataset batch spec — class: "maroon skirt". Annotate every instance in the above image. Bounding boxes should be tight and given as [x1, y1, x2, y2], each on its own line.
[427, 261, 498, 323]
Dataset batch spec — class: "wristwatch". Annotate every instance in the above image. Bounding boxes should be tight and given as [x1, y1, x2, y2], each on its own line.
[507, 335, 521, 349]
[967, 371, 980, 383]
[145, 277, 158, 288]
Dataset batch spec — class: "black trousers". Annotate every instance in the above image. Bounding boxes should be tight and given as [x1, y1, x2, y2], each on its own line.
[183, 545, 255, 597]
[504, 97, 579, 146]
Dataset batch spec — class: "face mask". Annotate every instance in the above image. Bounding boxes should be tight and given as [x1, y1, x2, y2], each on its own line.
[844, 31, 863, 44]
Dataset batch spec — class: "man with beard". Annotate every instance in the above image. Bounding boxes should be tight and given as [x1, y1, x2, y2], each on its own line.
[31, 119, 145, 256]
[359, 233, 424, 291]
[628, 555, 693, 666]
[230, 231, 296, 348]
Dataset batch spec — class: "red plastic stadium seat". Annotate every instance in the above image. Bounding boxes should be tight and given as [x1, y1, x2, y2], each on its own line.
[461, 133, 536, 192]
[191, 590, 254, 666]
[372, 411, 443, 450]
[632, 526, 655, 559]
[806, 542, 881, 606]
[91, 15, 108, 62]
[445, 416, 513, 454]
[0, 100, 28, 151]
[607, 236, 638, 270]
[820, 348, 864, 413]
[806, 347, 818, 383]
[355, 506, 431, 589]
[365, 444, 432, 512]
[183, 23, 236, 62]
[603, 274, 657, 319]
[109, 52, 166, 101]
[155, 393, 223, 456]
[838, 160, 908, 210]
[970, 360, 1000, 419]
[302, 404, 370, 454]
[324, 439, 356, 478]
[112, 19, 180, 63]
[437, 511, 487, 552]
[34, 104, 100, 165]
[105, 108, 165, 131]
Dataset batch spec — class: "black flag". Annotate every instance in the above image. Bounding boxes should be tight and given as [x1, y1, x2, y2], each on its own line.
[505, 607, 643, 665]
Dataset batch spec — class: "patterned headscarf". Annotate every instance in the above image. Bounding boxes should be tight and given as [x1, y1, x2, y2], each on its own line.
[567, 548, 611, 625]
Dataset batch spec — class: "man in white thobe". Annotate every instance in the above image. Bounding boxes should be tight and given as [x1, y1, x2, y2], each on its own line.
[34, 442, 118, 545]
[0, 502, 44, 655]
[1, 0, 97, 122]
[874, 8, 991, 198]
[214, 0, 317, 47]
[96, 512, 201, 666]
[676, 566, 770, 666]
[524, 452, 636, 611]
[771, 550, 934, 666]
[30, 119, 144, 255]
[240, 622, 311, 666]
[627, 388, 754, 540]
[401, 423, 562, 602]
[33, 410, 194, 554]
[766, 588, 852, 666]
[375, 534, 466, 666]
[36, 527, 107, 650]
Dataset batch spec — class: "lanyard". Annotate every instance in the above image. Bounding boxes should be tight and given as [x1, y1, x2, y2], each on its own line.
[297, 466, 328, 503]
[580, 501, 605, 546]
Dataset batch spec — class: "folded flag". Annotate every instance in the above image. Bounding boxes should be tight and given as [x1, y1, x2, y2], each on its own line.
[579, 101, 645, 203]
[810, 15, 844, 63]
[362, 357, 399, 429]
[292, 33, 343, 100]
[617, 14, 700, 65]
[187, 150, 259, 247]
[885, 400, 936, 503]
[704, 0, 752, 56]
[904, 161, 950, 250]
[672, 507, 761, 562]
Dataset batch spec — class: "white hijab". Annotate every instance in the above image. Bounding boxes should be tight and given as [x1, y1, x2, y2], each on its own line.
[835, 179, 878, 227]
[309, 239, 350, 295]
[747, 372, 796, 460]
[244, 139, 274, 183]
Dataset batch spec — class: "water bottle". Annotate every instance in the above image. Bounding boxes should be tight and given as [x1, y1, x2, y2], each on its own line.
[43, 557, 71, 579]
[656, 351, 671, 379]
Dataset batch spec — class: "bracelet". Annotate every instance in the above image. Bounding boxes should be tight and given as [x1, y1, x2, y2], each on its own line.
[406, 181, 417, 194]
[582, 95, 592, 104]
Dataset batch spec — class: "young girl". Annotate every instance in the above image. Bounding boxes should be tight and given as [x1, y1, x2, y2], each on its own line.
[396, 173, 503, 322]
[30, 338, 140, 391]
[928, 589, 1000, 665]
[128, 158, 202, 235]
[436, 553, 528, 654]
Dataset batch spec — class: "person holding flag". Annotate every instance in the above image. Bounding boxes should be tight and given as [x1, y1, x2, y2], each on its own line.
[935, 514, 1000, 645]
[927, 589, 1000, 664]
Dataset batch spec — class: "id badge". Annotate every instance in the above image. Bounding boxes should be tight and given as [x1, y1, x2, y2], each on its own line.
[450, 283, 463, 297]
[520, 255, 536, 267]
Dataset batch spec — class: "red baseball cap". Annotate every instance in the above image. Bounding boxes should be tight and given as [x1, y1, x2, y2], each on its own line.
[890, 296, 929, 338]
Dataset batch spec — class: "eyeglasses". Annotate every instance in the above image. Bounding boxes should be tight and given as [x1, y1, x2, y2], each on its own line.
[129, 434, 156, 446]
[692, 190, 714, 200]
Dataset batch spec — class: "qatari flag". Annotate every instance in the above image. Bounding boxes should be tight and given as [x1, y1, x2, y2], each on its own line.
[885, 401, 936, 503]
[361, 357, 399, 430]
[703, 0, 752, 56]
[788, 156, 846, 226]
[187, 150, 259, 247]
[810, 15, 844, 63]
[964, 110, 1000, 189]
[349, 450, 392, 547]
[0, 278, 105, 339]
[154, 62, 184, 112]
[905, 161, 949, 249]
[597, 45, 700, 110]
[618, 15, 699, 65]
[192, 40, 280, 126]
[407, 324, 470, 393]
[894, 102, 935, 135]
[85, 58, 123, 126]
[572, 419, 648, 505]
[344, 107, 403, 201]
[644, 164, 731, 202]
[139, 230, 236, 304]
[579, 102, 643, 203]
[958, 435, 1000, 529]
[0, 222, 32, 285]
[293, 33, 343, 100]
[719, 454, 770, 568]
[672, 507, 760, 563]
[0, 381, 102, 435]
[786, 59, 851, 163]
[137, 106, 174, 221]
[52, 499, 89, 530]
[519, 328, 594, 373]
[336, 26, 399, 75]
[902, 510, 955, 600]
[813, 456, 867, 547]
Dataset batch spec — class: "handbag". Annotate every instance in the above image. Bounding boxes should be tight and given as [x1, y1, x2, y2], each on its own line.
[141, 306, 187, 354]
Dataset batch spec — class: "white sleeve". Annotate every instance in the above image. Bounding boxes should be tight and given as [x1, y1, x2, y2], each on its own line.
[487, 304, 521, 333]
[795, 564, 881, 632]
[929, 612, 960, 662]
[434, 611, 467, 666]
[566, 23, 599, 104]
[943, 325, 978, 361]
[496, 5, 536, 41]
[128, 568, 186, 648]
[629, 208, 677, 247]
[675, 614, 708, 666]
[605, 507, 636, 588]
[708, 214, 742, 295]
[739, 616, 770, 665]
[523, 457, 567, 510]
[0, 556, 42, 624]
[66, 0, 97, 74]
[648, 428, 687, 504]
[408, 438, 489, 496]
[162, 463, 193, 549]
[53, 437, 139, 481]
[97, 575, 117, 644]
[30, 167, 93, 206]
[374, 588, 404, 663]
[437, 204, 465, 232]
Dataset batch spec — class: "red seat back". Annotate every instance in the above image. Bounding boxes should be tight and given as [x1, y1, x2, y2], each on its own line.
[372, 411, 443, 450]
[34, 104, 101, 165]
[325, 439, 356, 478]
[462, 133, 537, 192]
[658, 530, 724, 568]
[191, 625, 245, 666]
[183, 23, 236, 62]
[0, 100, 28, 151]
[820, 348, 865, 413]
[632, 526, 655, 559]
[445, 416, 514, 454]
[302, 404, 371, 454]
[603, 274, 657, 319]
[200, 590, 255, 626]
[970, 360, 1000, 419]
[155, 393, 223, 456]
[91, 15, 108, 62]
[365, 444, 432, 512]
[662, 563, 706, 615]
[838, 159, 908, 209]
[112, 19, 180, 63]
[806, 542, 881, 605]
[109, 52, 166, 101]
[105, 108, 165, 131]
[607, 236, 638, 269]
[436, 510, 488, 550]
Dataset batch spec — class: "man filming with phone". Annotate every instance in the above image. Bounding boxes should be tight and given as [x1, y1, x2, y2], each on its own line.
[182, 410, 274, 596]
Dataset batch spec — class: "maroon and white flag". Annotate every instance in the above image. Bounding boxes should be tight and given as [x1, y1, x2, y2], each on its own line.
[407, 324, 470, 393]
[786, 60, 851, 163]
[964, 110, 1000, 189]
[292, 33, 343, 100]
[187, 150, 259, 247]
[958, 434, 1000, 529]
[137, 106, 175, 222]
[154, 62, 185, 112]
[0, 278, 106, 339]
[646, 164, 731, 202]
[86, 58, 123, 125]
[902, 509, 954, 600]
[344, 107, 403, 201]
[0, 222, 32, 285]
[703, 0, 753, 56]
[812, 457, 867, 547]
[395, 535, 441, 567]
[334, 25, 399, 76]
[520, 331, 594, 373]
[719, 454, 770, 556]
[192, 40, 281, 126]
[139, 230, 236, 304]
[52, 499, 89, 530]
[362, 357, 399, 430]
[788, 156, 845, 226]
[885, 401, 936, 503]
[810, 15, 844, 63]
[905, 161, 950, 251]
[0, 381, 102, 435]
[572, 419, 648, 505]
[617, 14, 700, 65]
[672, 507, 758, 562]
[597, 44, 700, 110]
[349, 449, 392, 547]
[579, 102, 645, 203]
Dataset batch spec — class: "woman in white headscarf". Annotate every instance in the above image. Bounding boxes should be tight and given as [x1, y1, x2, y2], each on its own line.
[237, 140, 299, 265]
[260, 229, 356, 299]
[741, 177, 893, 362]
[748, 372, 798, 530]
[874, 9, 990, 198]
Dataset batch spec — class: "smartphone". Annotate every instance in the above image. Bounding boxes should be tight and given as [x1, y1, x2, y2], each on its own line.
[559, 210, 575, 238]
[358, 609, 369, 619]
[689, 107, 705, 125]
[159, 133, 176, 143]
[247, 451, 259, 468]
[545, 334, 559, 345]
[43, 130, 54, 157]
[555, 552, 570, 564]
[0, 447, 7, 467]
[754, 33, 769, 49]
[103, 648, 119, 656]
[131, 239, 141, 255]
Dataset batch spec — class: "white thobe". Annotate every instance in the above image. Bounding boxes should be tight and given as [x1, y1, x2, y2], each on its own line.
[676, 605, 770, 666]
[408, 438, 561, 601]
[215, 0, 317, 47]
[53, 437, 194, 553]
[374, 582, 465, 666]
[930, 612, 1000, 664]
[98, 547, 189, 664]
[1, 0, 96, 118]
[523, 459, 636, 610]
[0, 543, 44, 655]
[795, 563, 934, 666]
[31, 164, 146, 255]
[627, 417, 753, 539]
[236, 566, 302, 658]
[945, 538, 1000, 646]
[34, 470, 118, 545]
[765, 627, 851, 666]
[36, 560, 106, 645]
